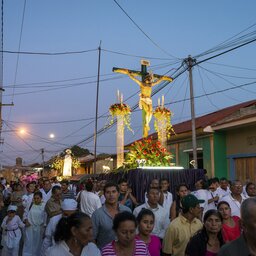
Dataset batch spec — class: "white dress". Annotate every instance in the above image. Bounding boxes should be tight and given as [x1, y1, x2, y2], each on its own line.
[46, 241, 101, 256]
[40, 213, 62, 256]
[1, 215, 25, 256]
[22, 202, 46, 256]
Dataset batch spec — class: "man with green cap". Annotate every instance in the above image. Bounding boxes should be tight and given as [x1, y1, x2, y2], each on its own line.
[162, 194, 204, 256]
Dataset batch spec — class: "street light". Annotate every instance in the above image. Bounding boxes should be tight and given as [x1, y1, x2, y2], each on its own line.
[19, 128, 26, 135]
[49, 133, 55, 139]
[2, 128, 27, 135]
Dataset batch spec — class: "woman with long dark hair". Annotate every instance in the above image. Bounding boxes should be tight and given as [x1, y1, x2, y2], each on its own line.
[170, 183, 189, 220]
[185, 209, 224, 256]
[136, 208, 161, 256]
[46, 212, 100, 256]
[217, 201, 241, 242]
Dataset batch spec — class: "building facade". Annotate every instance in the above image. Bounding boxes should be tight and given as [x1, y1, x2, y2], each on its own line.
[167, 100, 256, 182]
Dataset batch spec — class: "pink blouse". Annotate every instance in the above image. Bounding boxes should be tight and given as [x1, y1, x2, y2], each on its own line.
[135, 235, 161, 256]
[101, 239, 150, 256]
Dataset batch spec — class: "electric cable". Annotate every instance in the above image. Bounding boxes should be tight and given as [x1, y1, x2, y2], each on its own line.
[112, 0, 179, 59]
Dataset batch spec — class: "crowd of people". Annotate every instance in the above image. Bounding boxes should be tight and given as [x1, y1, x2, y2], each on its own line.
[0, 175, 255, 256]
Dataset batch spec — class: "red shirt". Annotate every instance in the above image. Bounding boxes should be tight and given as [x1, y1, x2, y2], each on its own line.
[222, 215, 241, 242]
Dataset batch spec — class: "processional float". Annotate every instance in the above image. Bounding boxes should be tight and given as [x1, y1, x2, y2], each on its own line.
[110, 60, 175, 170]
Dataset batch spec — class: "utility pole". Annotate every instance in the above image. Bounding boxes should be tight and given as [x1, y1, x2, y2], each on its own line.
[41, 148, 45, 177]
[93, 41, 101, 174]
[185, 55, 198, 169]
[0, 0, 3, 142]
[0, 0, 13, 146]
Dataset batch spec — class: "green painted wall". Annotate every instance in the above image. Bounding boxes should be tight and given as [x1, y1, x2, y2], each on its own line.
[168, 144, 176, 164]
[176, 137, 211, 171]
[213, 132, 227, 178]
[168, 134, 227, 178]
[201, 137, 211, 175]
[178, 141, 192, 168]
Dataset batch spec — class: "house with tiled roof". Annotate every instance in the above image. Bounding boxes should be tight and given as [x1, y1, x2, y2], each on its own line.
[127, 99, 256, 182]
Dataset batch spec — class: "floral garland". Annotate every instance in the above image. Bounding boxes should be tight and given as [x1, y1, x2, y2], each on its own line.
[153, 106, 175, 139]
[109, 103, 133, 132]
[20, 173, 38, 185]
[123, 137, 173, 170]
[52, 156, 80, 171]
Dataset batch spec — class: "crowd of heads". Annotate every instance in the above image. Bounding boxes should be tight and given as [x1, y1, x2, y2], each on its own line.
[1, 173, 256, 256]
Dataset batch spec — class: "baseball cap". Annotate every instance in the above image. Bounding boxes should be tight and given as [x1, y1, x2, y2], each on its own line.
[181, 194, 205, 210]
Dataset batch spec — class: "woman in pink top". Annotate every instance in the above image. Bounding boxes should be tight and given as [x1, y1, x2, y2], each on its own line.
[217, 201, 241, 242]
[136, 208, 161, 256]
[101, 211, 150, 256]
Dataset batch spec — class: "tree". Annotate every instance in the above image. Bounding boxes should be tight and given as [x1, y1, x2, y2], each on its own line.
[70, 145, 90, 157]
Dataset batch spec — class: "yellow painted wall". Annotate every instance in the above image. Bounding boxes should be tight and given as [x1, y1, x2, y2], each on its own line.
[226, 124, 256, 155]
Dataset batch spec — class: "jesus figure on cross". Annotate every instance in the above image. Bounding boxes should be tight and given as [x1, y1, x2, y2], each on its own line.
[113, 62, 173, 137]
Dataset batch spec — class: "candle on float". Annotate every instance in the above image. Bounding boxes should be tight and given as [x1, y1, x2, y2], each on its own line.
[162, 95, 164, 107]
[120, 93, 123, 104]
[117, 90, 120, 102]
[158, 98, 160, 107]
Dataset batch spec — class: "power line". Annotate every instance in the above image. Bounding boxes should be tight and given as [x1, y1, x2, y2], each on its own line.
[198, 65, 241, 103]
[206, 61, 256, 71]
[195, 36, 256, 67]
[196, 66, 219, 110]
[199, 65, 256, 94]
[10, 0, 27, 102]
[2, 48, 98, 55]
[194, 22, 256, 59]
[102, 48, 174, 60]
[112, 0, 179, 59]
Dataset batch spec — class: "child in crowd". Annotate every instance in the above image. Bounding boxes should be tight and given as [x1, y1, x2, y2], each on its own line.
[1, 205, 25, 255]
[136, 208, 161, 256]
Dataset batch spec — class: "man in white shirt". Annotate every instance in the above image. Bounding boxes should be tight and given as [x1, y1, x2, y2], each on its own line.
[78, 180, 101, 217]
[22, 182, 35, 209]
[39, 179, 52, 203]
[207, 178, 219, 210]
[191, 178, 208, 218]
[220, 180, 247, 217]
[159, 178, 173, 218]
[134, 186, 169, 239]
[144, 178, 159, 203]
[217, 177, 231, 199]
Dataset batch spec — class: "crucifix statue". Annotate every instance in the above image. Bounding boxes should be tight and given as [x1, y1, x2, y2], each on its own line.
[113, 60, 173, 137]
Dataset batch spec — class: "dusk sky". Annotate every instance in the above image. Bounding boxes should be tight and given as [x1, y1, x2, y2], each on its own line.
[1, 1, 256, 166]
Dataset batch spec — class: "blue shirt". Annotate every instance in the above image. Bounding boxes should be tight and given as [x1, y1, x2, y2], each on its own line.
[91, 203, 131, 249]
[118, 193, 133, 210]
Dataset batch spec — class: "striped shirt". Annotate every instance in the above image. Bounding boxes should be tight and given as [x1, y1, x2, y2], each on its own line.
[101, 239, 150, 256]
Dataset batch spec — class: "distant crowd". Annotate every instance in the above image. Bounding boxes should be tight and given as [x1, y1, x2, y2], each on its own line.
[0, 175, 255, 256]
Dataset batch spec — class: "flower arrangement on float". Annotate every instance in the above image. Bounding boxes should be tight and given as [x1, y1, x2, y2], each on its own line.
[109, 103, 133, 132]
[153, 106, 175, 139]
[123, 137, 173, 170]
[20, 173, 38, 185]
